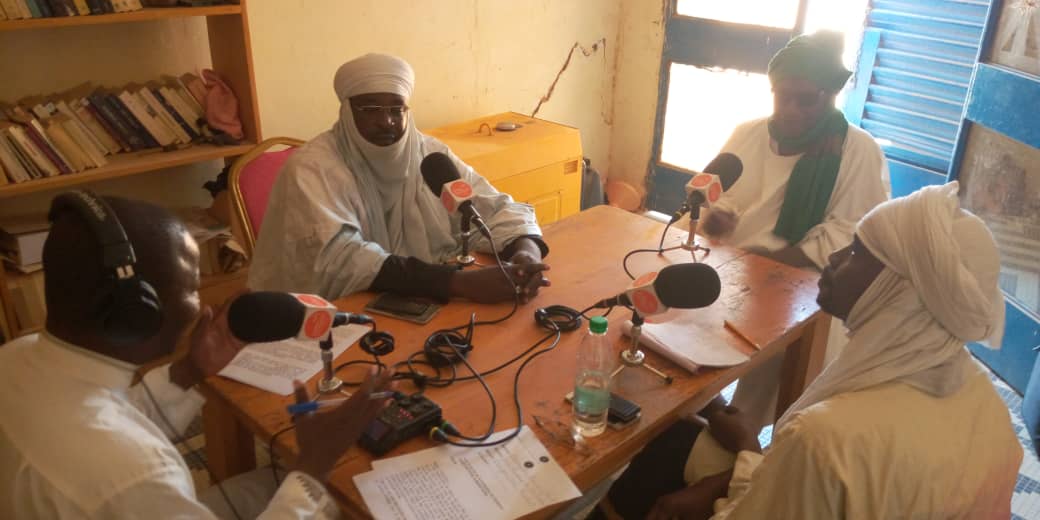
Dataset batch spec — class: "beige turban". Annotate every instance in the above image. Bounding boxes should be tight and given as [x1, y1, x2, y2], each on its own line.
[778, 182, 1004, 429]
[857, 181, 1004, 346]
[333, 53, 415, 102]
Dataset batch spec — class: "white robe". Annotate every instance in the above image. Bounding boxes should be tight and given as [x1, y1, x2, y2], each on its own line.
[710, 117, 891, 432]
[710, 362, 1022, 519]
[247, 131, 541, 299]
[709, 117, 891, 269]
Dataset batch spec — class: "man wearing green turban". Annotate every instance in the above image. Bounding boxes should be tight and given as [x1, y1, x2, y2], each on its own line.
[695, 30, 892, 464]
[701, 30, 889, 270]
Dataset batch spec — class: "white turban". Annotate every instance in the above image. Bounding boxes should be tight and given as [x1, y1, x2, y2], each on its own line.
[857, 181, 1005, 346]
[778, 182, 1005, 429]
[327, 54, 458, 277]
[333, 53, 415, 102]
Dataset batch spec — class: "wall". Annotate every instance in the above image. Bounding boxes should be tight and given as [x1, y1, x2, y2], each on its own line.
[0, 19, 217, 218]
[248, 0, 622, 177]
[607, 0, 667, 198]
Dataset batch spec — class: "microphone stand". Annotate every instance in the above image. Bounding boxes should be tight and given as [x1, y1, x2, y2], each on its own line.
[317, 333, 343, 393]
[679, 206, 710, 261]
[610, 309, 673, 384]
[455, 212, 477, 267]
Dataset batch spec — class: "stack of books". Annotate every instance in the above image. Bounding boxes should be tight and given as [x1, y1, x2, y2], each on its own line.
[0, 0, 143, 19]
[0, 73, 208, 186]
[0, 216, 49, 333]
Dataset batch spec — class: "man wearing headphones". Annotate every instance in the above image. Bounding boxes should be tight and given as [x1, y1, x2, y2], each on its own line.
[0, 192, 390, 518]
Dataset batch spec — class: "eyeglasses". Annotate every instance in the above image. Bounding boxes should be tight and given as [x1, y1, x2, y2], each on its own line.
[772, 88, 824, 109]
[352, 104, 410, 117]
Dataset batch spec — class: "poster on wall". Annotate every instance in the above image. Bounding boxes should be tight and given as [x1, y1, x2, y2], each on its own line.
[959, 124, 1040, 317]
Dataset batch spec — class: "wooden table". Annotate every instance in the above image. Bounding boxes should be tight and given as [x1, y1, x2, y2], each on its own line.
[202, 205, 829, 518]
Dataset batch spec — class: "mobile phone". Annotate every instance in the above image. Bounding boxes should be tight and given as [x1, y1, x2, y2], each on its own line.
[564, 391, 642, 429]
[364, 293, 440, 324]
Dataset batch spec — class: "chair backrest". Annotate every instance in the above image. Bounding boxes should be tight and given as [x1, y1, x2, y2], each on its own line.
[228, 137, 305, 256]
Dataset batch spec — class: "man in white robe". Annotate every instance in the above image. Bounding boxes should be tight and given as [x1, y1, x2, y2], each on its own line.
[700, 30, 891, 436]
[0, 195, 391, 519]
[249, 54, 549, 304]
[638, 182, 1022, 519]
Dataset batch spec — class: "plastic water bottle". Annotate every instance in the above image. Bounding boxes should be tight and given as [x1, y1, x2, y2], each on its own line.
[573, 316, 612, 437]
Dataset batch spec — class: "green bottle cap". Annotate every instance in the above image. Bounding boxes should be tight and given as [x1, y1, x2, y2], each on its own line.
[589, 316, 608, 334]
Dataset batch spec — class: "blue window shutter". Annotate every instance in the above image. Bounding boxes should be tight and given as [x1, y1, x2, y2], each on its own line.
[844, 0, 989, 193]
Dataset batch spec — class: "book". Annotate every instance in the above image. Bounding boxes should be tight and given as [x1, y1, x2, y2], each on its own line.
[45, 0, 74, 16]
[2, 0, 28, 19]
[58, 114, 106, 167]
[87, 91, 145, 151]
[99, 0, 113, 13]
[54, 100, 110, 158]
[150, 85, 199, 140]
[104, 91, 159, 149]
[0, 215, 50, 267]
[77, 97, 130, 152]
[2, 129, 44, 179]
[84, 0, 103, 14]
[136, 87, 191, 144]
[163, 84, 203, 129]
[5, 124, 59, 177]
[0, 134, 30, 183]
[0, 135, 30, 183]
[70, 0, 88, 15]
[164, 76, 205, 118]
[117, 89, 174, 147]
[0, 4, 7, 20]
[179, 73, 208, 110]
[42, 118, 89, 172]
[22, 0, 42, 18]
[17, 112, 73, 175]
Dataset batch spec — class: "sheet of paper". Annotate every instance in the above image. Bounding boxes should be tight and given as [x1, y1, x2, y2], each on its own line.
[622, 313, 749, 374]
[355, 426, 580, 520]
[217, 324, 367, 395]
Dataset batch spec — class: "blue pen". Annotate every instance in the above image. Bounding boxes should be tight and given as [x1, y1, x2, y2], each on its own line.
[287, 391, 395, 415]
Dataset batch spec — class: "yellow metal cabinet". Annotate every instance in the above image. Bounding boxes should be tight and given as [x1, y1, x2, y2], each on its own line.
[425, 112, 583, 226]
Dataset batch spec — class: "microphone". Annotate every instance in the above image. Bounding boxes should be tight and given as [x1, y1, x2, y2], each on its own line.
[419, 152, 484, 227]
[595, 262, 722, 316]
[670, 153, 743, 224]
[227, 292, 373, 343]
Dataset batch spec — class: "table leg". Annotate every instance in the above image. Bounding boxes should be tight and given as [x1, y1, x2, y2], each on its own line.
[203, 398, 256, 482]
[775, 314, 830, 421]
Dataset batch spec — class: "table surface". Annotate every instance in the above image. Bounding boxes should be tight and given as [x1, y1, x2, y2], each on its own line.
[203, 205, 826, 518]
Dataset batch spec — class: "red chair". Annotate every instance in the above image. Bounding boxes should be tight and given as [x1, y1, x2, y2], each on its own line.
[228, 137, 305, 256]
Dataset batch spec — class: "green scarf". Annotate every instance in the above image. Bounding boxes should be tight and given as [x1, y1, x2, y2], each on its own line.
[770, 109, 848, 244]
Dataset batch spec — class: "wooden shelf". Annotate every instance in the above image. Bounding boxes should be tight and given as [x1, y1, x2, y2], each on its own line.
[0, 6, 242, 32]
[0, 143, 254, 199]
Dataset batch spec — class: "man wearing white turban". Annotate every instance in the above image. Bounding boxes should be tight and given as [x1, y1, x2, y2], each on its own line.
[606, 183, 1022, 519]
[249, 54, 549, 303]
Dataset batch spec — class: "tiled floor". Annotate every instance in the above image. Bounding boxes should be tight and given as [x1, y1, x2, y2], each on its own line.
[989, 374, 1040, 520]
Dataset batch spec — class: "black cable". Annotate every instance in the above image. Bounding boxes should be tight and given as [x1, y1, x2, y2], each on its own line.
[141, 380, 243, 520]
[268, 424, 296, 486]
[622, 245, 682, 279]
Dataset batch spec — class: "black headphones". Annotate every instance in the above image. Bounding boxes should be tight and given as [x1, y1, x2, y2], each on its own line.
[49, 190, 163, 346]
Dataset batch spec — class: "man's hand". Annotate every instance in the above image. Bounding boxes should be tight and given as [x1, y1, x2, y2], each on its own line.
[293, 368, 392, 481]
[701, 209, 738, 239]
[647, 470, 734, 520]
[708, 405, 762, 454]
[170, 294, 246, 390]
[449, 262, 550, 304]
[506, 238, 551, 303]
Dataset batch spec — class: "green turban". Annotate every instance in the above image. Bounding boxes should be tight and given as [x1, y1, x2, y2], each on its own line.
[768, 30, 851, 92]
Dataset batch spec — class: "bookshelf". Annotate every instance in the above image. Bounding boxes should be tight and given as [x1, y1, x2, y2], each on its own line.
[0, 5, 242, 31]
[1, 1, 262, 338]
